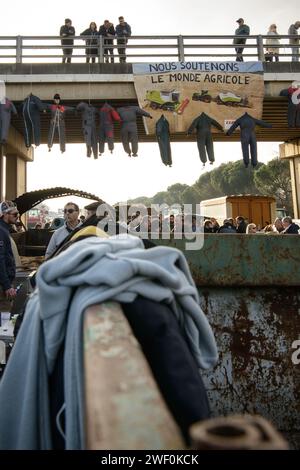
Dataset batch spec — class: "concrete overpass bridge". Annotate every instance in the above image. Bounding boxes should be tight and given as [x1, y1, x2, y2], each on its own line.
[1, 56, 300, 214]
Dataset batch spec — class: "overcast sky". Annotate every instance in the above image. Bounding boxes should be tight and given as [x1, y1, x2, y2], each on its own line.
[2, 0, 298, 36]
[2, 0, 298, 208]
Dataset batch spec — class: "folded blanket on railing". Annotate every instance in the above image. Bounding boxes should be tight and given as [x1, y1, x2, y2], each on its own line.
[0, 234, 218, 450]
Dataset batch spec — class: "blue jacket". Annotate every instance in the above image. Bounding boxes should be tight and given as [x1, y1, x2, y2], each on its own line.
[115, 22, 131, 38]
[0, 218, 16, 291]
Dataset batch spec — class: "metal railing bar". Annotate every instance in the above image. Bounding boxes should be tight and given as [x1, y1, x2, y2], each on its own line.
[19, 44, 180, 50]
[0, 34, 299, 64]
[183, 44, 261, 49]
[20, 54, 180, 58]
[20, 35, 180, 40]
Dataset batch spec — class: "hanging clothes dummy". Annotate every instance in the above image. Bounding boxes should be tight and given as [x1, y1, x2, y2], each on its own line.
[226, 112, 272, 167]
[187, 112, 223, 166]
[21, 94, 47, 148]
[98, 103, 121, 155]
[117, 106, 152, 157]
[279, 81, 300, 127]
[47, 94, 74, 153]
[0, 98, 17, 144]
[155, 115, 172, 167]
[76, 102, 98, 159]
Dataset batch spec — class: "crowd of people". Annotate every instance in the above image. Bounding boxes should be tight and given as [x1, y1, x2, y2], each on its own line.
[60, 16, 131, 63]
[233, 18, 300, 62]
[59, 17, 300, 64]
[127, 213, 300, 236]
[202, 215, 300, 234]
[59, 16, 300, 63]
[1, 197, 299, 319]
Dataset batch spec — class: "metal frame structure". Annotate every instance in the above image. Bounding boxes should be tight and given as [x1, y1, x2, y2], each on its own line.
[0, 35, 299, 63]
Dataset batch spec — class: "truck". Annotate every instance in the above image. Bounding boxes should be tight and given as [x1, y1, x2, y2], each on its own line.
[192, 90, 251, 108]
[199, 194, 276, 228]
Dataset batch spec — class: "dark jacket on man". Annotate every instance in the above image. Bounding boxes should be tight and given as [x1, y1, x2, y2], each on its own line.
[99, 23, 115, 45]
[60, 24, 75, 46]
[115, 22, 131, 40]
[115, 21, 131, 62]
[288, 24, 299, 45]
[282, 223, 299, 234]
[234, 24, 250, 45]
[218, 223, 237, 234]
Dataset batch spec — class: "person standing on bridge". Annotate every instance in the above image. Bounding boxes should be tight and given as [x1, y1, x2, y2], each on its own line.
[99, 20, 115, 63]
[47, 94, 74, 154]
[265, 24, 280, 62]
[288, 21, 300, 62]
[115, 16, 131, 63]
[60, 19, 75, 64]
[80, 22, 99, 63]
[233, 18, 250, 62]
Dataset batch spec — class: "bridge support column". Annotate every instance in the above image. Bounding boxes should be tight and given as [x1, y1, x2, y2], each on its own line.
[280, 139, 300, 219]
[0, 126, 33, 201]
[5, 154, 26, 201]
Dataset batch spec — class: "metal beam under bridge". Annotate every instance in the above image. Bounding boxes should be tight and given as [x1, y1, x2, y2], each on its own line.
[1, 62, 300, 144]
[1, 62, 300, 201]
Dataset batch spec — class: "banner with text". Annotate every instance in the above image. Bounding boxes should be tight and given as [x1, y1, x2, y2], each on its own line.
[132, 62, 264, 134]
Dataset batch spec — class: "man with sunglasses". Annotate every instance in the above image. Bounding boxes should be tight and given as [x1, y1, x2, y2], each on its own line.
[0, 201, 19, 312]
[45, 202, 81, 259]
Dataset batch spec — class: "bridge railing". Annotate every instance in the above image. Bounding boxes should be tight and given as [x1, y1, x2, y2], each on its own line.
[0, 35, 299, 64]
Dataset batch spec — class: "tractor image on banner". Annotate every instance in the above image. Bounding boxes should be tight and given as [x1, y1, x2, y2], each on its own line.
[145, 90, 190, 114]
[192, 90, 251, 108]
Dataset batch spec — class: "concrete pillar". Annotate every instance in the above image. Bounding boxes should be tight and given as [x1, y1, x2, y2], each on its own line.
[17, 157, 26, 197]
[5, 154, 26, 200]
[279, 139, 300, 219]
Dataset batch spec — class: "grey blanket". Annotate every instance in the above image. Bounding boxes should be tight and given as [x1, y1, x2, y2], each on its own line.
[0, 234, 218, 449]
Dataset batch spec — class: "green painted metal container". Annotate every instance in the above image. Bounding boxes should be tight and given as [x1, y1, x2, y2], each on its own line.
[154, 234, 300, 448]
